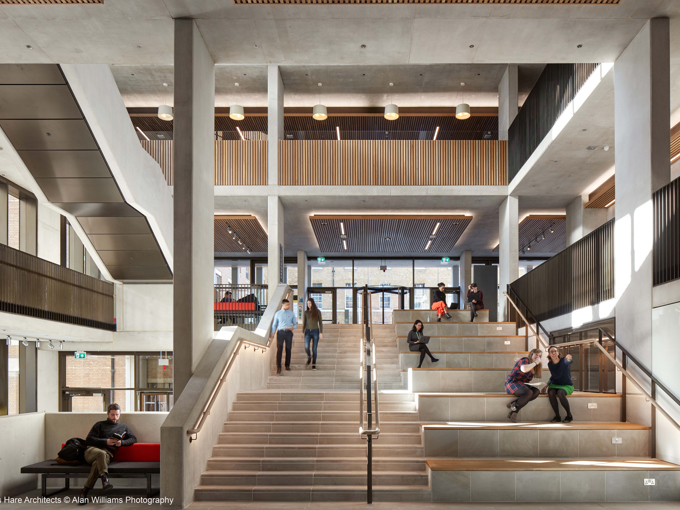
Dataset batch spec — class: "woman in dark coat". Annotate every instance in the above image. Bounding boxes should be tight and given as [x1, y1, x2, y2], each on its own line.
[407, 320, 439, 368]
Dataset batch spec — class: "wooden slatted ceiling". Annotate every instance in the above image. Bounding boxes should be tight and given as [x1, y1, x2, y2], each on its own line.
[280, 140, 507, 186]
[215, 215, 268, 253]
[493, 215, 566, 254]
[585, 175, 615, 209]
[310, 215, 472, 253]
[234, 0, 618, 4]
[131, 115, 498, 141]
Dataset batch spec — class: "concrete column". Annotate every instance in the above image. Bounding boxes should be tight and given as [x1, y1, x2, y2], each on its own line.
[19, 194, 37, 256]
[172, 19, 215, 399]
[231, 266, 238, 285]
[0, 182, 7, 245]
[267, 195, 284, 301]
[297, 250, 307, 302]
[499, 195, 519, 320]
[498, 65, 518, 141]
[268, 65, 284, 186]
[615, 18, 670, 369]
[566, 195, 608, 246]
[459, 250, 472, 308]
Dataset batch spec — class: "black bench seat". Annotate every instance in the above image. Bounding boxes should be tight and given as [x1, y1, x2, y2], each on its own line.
[21, 460, 160, 497]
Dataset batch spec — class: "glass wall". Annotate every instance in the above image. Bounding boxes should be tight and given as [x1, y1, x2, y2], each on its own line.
[62, 352, 173, 412]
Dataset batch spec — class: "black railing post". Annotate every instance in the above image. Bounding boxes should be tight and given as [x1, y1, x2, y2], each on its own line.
[363, 285, 373, 504]
[651, 381, 657, 459]
[621, 352, 627, 423]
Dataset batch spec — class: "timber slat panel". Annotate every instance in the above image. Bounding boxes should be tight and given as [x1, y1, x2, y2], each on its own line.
[279, 140, 507, 186]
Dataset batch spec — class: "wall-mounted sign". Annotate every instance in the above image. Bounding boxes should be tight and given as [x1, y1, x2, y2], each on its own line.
[317, 257, 326, 263]
[74, 352, 86, 359]
[441, 257, 450, 263]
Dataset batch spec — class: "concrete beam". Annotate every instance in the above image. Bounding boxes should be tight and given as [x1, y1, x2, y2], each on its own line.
[459, 250, 472, 308]
[498, 64, 518, 141]
[565, 194, 608, 246]
[173, 19, 215, 399]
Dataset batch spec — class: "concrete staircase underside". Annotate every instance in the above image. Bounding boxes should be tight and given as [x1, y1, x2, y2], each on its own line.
[195, 322, 680, 503]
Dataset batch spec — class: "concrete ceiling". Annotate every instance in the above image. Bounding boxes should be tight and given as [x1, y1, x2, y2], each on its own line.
[110, 63, 545, 108]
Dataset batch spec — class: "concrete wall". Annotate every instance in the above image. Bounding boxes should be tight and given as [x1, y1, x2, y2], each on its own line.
[37, 349, 59, 413]
[37, 202, 61, 265]
[0, 413, 45, 497]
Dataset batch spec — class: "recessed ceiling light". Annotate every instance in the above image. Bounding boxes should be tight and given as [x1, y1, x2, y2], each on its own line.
[587, 146, 597, 151]
[460, 82, 465, 86]
[318, 83, 322, 87]
[163, 82, 168, 87]
[343, 239, 348, 250]
[582, 129, 587, 132]
[235, 82, 239, 86]
[361, 44, 366, 49]
[26, 45, 33, 50]
[254, 44, 258, 48]
[469, 44, 474, 48]
[389, 83, 394, 86]
[577, 44, 583, 48]
[137, 45, 142, 49]
[340, 222, 345, 236]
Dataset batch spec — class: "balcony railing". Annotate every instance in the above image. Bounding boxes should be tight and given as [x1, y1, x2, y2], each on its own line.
[654, 176, 680, 286]
[0, 243, 115, 330]
[214, 284, 268, 332]
[141, 139, 507, 187]
[508, 219, 614, 323]
[508, 63, 599, 183]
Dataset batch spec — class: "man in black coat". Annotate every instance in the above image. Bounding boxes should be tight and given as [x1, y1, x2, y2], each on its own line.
[78, 403, 137, 505]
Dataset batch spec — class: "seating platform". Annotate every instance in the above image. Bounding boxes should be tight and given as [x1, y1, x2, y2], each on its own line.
[397, 335, 526, 352]
[428, 458, 680, 502]
[399, 350, 527, 370]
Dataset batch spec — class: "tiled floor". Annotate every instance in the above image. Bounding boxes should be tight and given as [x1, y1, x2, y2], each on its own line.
[6, 491, 680, 510]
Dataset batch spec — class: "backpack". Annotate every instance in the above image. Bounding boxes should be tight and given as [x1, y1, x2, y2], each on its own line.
[56, 437, 87, 463]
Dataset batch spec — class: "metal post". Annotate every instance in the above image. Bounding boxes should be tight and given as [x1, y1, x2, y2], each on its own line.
[621, 351, 627, 423]
[651, 381, 657, 458]
[363, 285, 373, 504]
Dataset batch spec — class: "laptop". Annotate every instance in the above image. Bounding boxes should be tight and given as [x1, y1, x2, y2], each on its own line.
[419, 336, 431, 344]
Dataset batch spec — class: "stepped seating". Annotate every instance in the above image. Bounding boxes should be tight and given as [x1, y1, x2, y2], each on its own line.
[393, 309, 489, 323]
[397, 335, 526, 352]
[409, 367, 547, 392]
[395, 322, 516, 337]
[400, 350, 527, 369]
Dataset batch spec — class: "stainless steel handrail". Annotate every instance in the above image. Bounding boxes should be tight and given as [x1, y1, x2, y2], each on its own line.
[503, 290, 680, 438]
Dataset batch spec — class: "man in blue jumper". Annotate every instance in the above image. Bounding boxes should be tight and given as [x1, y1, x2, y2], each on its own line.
[270, 299, 298, 375]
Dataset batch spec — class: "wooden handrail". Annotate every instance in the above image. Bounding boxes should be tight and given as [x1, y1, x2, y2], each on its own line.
[503, 291, 549, 350]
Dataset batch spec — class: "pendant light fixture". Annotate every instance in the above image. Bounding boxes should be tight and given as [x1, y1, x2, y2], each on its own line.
[384, 104, 399, 121]
[157, 105, 174, 121]
[229, 104, 245, 121]
[313, 104, 328, 121]
[455, 103, 470, 120]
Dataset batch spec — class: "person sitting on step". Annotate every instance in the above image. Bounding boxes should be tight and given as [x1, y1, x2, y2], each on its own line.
[541, 346, 574, 423]
[78, 403, 137, 505]
[431, 283, 452, 322]
[505, 348, 543, 423]
[467, 283, 484, 322]
[407, 320, 439, 368]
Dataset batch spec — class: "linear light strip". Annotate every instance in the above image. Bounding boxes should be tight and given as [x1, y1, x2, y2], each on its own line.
[135, 126, 150, 141]
[336, 126, 341, 140]
[434, 126, 440, 141]
[236, 126, 245, 141]
[432, 222, 441, 236]
[425, 240, 432, 251]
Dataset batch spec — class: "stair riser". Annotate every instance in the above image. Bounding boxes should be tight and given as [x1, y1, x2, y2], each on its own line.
[222, 423, 420, 434]
[212, 446, 425, 458]
[205, 459, 427, 472]
[423, 428, 650, 458]
[410, 369, 546, 393]
[395, 323, 515, 337]
[235, 392, 414, 403]
[400, 352, 525, 370]
[431, 470, 680, 502]
[418, 395, 621, 422]
[216, 434, 422, 446]
[398, 337, 525, 352]
[227, 411, 419, 423]
[231, 402, 414, 412]
[200, 473, 428, 486]
[394, 310, 489, 323]
[194, 488, 432, 502]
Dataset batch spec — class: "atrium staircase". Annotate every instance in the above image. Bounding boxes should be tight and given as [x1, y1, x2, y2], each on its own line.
[195, 313, 680, 503]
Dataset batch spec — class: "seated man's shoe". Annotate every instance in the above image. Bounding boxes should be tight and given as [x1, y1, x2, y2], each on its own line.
[78, 488, 90, 505]
[101, 473, 113, 492]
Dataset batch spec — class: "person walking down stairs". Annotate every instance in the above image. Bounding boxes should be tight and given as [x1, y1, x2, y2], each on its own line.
[408, 320, 439, 368]
[270, 299, 297, 375]
[505, 348, 543, 423]
[302, 297, 323, 371]
[431, 283, 452, 322]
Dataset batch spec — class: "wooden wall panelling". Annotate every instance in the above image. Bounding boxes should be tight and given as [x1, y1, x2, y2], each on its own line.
[279, 140, 507, 186]
[140, 140, 173, 185]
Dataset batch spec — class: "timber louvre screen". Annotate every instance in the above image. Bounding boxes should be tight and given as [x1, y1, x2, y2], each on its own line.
[654, 177, 680, 286]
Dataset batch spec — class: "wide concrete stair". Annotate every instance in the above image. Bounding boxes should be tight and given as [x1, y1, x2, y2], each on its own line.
[393, 309, 489, 323]
[267, 324, 405, 390]
[195, 390, 431, 502]
[401, 318, 680, 502]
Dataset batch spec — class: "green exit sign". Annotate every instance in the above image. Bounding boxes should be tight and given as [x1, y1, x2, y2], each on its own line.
[317, 257, 326, 263]
[441, 257, 450, 263]
[74, 352, 86, 359]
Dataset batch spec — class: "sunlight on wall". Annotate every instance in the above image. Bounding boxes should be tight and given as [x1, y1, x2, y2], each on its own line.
[615, 214, 632, 301]
[634, 200, 653, 272]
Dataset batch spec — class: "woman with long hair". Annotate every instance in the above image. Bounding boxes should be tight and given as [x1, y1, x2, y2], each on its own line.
[407, 320, 439, 368]
[302, 297, 323, 370]
[505, 348, 543, 423]
[541, 346, 574, 423]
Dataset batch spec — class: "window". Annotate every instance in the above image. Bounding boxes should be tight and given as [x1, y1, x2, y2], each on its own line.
[311, 283, 323, 307]
[345, 283, 352, 309]
[61, 352, 173, 413]
[379, 283, 391, 309]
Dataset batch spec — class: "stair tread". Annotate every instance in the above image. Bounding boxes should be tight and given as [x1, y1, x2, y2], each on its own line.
[208, 456, 426, 461]
[421, 421, 650, 430]
[196, 485, 431, 491]
[202, 470, 427, 475]
[427, 458, 680, 471]
[417, 392, 620, 397]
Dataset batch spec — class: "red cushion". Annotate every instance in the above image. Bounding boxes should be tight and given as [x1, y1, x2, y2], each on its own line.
[214, 302, 256, 311]
[62, 443, 160, 462]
